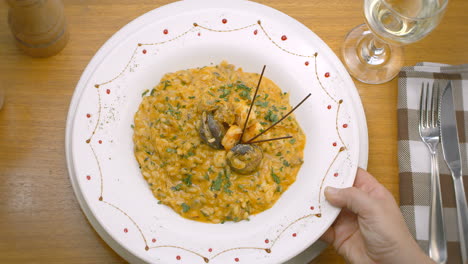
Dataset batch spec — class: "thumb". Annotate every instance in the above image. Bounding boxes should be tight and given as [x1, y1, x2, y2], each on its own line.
[324, 186, 375, 216]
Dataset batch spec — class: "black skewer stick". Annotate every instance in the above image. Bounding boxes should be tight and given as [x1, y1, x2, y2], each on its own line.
[239, 65, 266, 143]
[247, 93, 312, 143]
[247, 135, 293, 144]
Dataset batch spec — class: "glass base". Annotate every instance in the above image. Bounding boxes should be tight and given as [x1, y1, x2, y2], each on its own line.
[342, 24, 403, 84]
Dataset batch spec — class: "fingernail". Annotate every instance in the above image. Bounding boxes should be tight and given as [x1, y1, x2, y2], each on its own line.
[325, 186, 339, 195]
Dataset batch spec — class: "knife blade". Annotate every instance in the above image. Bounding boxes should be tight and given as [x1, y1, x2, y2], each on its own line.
[440, 80, 468, 264]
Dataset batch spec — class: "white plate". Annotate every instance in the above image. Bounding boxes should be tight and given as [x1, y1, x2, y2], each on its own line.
[65, 0, 368, 263]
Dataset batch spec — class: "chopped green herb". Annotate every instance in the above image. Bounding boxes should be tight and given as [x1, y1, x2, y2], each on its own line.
[276, 185, 282, 192]
[219, 88, 231, 98]
[255, 100, 268, 107]
[150, 88, 156, 96]
[203, 173, 210, 181]
[283, 160, 290, 167]
[234, 97, 240, 102]
[171, 183, 182, 191]
[188, 96, 196, 99]
[187, 151, 195, 157]
[144, 157, 149, 162]
[163, 80, 172, 89]
[141, 89, 149, 97]
[289, 138, 297, 144]
[264, 94, 269, 100]
[264, 110, 279, 123]
[171, 135, 177, 140]
[157, 200, 162, 204]
[182, 174, 192, 187]
[239, 90, 250, 100]
[166, 148, 176, 153]
[271, 169, 281, 184]
[279, 106, 287, 110]
[211, 172, 223, 191]
[131, 124, 134, 129]
[181, 203, 190, 213]
[236, 83, 252, 91]
[208, 91, 215, 97]
[276, 152, 282, 156]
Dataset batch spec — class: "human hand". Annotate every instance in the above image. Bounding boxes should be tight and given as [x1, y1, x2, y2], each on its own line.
[320, 168, 433, 264]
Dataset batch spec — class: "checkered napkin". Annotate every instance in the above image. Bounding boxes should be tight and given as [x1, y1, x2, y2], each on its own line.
[398, 62, 468, 264]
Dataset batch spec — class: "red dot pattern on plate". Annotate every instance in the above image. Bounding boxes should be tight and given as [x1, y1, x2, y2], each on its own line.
[208, 248, 213, 252]
[152, 238, 156, 243]
[86, 113, 91, 118]
[198, 32, 201, 36]
[343, 124, 348, 128]
[325, 72, 330, 78]
[292, 233, 297, 237]
[281, 35, 287, 41]
[124, 228, 128, 233]
[86, 175, 91, 180]
[142, 49, 147, 54]
[98, 140, 102, 144]
[334, 173, 339, 177]
[106, 89, 110, 94]
[332, 142, 337, 147]
[254, 29, 258, 35]
[310, 206, 314, 210]
[327, 105, 332, 110]
[176, 256, 181, 260]
[235, 258, 239, 262]
[222, 18, 227, 24]
[305, 61, 309, 66]
[265, 239, 269, 244]
[163, 29, 168, 34]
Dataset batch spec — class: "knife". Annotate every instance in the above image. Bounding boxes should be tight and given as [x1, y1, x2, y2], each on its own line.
[440, 81, 468, 264]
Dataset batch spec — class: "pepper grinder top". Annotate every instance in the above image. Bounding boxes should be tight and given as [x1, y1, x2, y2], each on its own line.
[7, 0, 69, 57]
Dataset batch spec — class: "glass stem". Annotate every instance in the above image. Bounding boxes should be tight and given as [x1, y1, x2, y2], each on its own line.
[358, 35, 390, 66]
[370, 38, 385, 56]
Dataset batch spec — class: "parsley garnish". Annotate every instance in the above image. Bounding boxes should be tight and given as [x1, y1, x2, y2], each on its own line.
[141, 89, 149, 97]
[171, 183, 182, 191]
[211, 172, 223, 191]
[255, 100, 268, 107]
[182, 174, 192, 187]
[181, 203, 190, 213]
[271, 169, 281, 184]
[166, 148, 176, 153]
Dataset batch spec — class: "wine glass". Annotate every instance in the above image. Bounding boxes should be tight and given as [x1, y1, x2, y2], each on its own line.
[342, 0, 448, 84]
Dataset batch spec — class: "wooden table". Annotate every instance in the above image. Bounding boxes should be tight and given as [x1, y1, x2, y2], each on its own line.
[1, 0, 467, 263]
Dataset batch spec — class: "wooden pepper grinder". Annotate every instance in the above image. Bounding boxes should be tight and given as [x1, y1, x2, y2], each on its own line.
[7, 0, 69, 57]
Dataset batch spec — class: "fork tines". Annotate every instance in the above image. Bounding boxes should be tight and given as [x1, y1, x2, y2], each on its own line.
[419, 82, 441, 129]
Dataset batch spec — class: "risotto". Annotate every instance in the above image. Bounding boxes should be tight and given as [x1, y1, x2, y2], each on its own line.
[133, 61, 305, 223]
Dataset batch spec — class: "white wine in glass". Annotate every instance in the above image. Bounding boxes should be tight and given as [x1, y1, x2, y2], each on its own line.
[342, 0, 448, 84]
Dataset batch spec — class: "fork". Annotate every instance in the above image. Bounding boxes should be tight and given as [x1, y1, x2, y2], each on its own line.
[419, 82, 447, 264]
